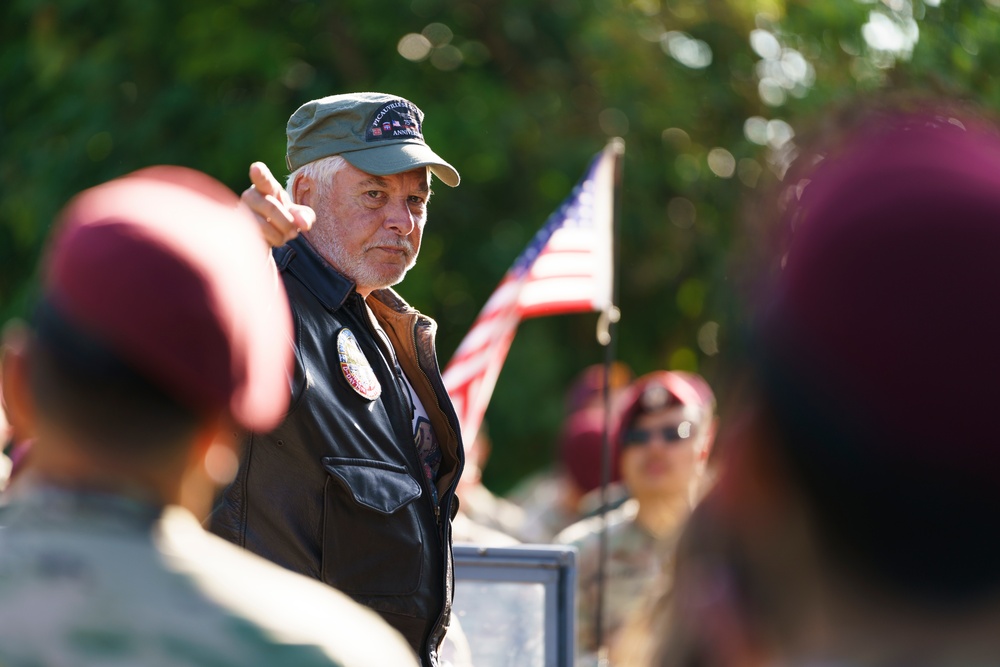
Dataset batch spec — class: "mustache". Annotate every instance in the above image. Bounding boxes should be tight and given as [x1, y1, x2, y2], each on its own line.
[366, 239, 415, 254]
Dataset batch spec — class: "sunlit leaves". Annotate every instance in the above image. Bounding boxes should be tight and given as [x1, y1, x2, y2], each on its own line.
[7, 0, 1000, 489]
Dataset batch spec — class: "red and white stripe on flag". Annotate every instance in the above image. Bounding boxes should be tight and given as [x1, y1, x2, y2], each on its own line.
[443, 142, 617, 445]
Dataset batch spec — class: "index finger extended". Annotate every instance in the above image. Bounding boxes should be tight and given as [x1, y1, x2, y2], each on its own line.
[248, 162, 291, 206]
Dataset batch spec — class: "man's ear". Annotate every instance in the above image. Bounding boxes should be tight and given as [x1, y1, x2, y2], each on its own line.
[2, 321, 36, 442]
[292, 172, 313, 208]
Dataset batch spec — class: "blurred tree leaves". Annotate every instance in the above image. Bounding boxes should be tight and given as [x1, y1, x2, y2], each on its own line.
[4, 0, 1000, 490]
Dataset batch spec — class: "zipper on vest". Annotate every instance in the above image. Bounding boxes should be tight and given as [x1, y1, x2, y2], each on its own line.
[407, 318, 457, 666]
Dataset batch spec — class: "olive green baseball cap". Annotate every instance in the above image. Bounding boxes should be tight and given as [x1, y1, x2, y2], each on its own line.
[285, 92, 460, 187]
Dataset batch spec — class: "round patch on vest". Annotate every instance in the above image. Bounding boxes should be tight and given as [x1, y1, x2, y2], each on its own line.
[337, 328, 381, 401]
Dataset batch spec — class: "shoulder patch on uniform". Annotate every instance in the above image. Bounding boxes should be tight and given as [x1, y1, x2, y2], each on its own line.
[337, 328, 381, 401]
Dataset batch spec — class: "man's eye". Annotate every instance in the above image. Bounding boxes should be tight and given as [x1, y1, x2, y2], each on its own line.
[366, 191, 383, 199]
[409, 196, 426, 205]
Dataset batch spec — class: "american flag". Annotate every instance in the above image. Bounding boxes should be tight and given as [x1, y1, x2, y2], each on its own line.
[443, 142, 619, 445]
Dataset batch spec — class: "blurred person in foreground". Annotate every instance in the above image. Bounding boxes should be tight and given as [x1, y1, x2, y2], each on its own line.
[207, 93, 464, 666]
[556, 370, 716, 663]
[0, 167, 418, 666]
[511, 362, 633, 543]
[652, 101, 1000, 667]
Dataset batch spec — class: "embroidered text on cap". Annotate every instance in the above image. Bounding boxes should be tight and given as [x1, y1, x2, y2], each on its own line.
[366, 100, 424, 142]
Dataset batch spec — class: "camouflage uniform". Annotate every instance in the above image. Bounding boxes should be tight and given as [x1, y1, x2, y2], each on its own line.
[0, 485, 419, 667]
[556, 499, 680, 662]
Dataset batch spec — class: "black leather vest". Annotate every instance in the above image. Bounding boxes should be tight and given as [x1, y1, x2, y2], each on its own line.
[210, 236, 464, 666]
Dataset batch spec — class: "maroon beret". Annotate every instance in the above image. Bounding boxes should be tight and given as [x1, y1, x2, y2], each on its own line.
[613, 370, 715, 453]
[748, 113, 1000, 597]
[564, 362, 634, 414]
[760, 115, 1000, 481]
[42, 166, 293, 431]
[559, 407, 621, 494]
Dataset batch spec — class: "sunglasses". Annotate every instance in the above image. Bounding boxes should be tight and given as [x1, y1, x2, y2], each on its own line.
[622, 421, 694, 447]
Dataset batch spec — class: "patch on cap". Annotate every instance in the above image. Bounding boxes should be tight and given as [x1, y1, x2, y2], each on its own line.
[337, 328, 381, 401]
[640, 383, 673, 412]
[366, 99, 424, 143]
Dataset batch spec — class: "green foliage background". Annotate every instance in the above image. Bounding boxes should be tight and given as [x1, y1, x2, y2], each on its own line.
[3, 0, 998, 492]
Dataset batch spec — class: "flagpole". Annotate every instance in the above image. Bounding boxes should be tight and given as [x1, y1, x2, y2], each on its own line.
[594, 138, 625, 666]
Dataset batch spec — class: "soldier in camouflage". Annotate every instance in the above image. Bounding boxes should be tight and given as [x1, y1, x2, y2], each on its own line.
[0, 167, 418, 667]
[556, 370, 716, 664]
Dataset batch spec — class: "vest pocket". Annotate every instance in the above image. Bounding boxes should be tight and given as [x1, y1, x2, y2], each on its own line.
[321, 457, 424, 596]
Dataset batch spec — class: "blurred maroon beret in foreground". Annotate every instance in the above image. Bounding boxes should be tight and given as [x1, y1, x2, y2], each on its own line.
[40, 166, 292, 431]
[749, 109, 1000, 598]
[759, 113, 1000, 481]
